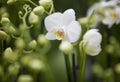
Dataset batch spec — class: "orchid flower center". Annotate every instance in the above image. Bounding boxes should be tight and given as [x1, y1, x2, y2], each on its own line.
[53, 28, 65, 40]
[109, 11, 118, 19]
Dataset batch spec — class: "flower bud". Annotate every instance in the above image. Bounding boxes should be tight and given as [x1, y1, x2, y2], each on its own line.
[79, 17, 88, 25]
[92, 64, 104, 78]
[3, 47, 18, 62]
[15, 38, 25, 49]
[0, 30, 8, 40]
[115, 63, 120, 74]
[8, 63, 20, 75]
[0, 7, 9, 17]
[28, 59, 45, 72]
[9, 26, 16, 33]
[17, 75, 33, 82]
[1, 17, 10, 25]
[83, 29, 102, 56]
[29, 12, 39, 24]
[33, 6, 45, 16]
[8, 26, 16, 34]
[28, 40, 37, 49]
[105, 45, 114, 54]
[39, 0, 52, 9]
[2, 12, 9, 17]
[104, 69, 113, 78]
[37, 35, 49, 46]
[59, 41, 73, 55]
[20, 55, 33, 66]
[7, 0, 16, 5]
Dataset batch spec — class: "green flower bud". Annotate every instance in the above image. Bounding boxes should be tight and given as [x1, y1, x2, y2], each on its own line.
[17, 75, 33, 82]
[2, 12, 9, 18]
[20, 55, 33, 66]
[4, 25, 17, 34]
[110, 36, 117, 44]
[0, 7, 6, 14]
[92, 64, 104, 78]
[3, 47, 18, 62]
[1, 17, 10, 25]
[106, 45, 114, 54]
[89, 15, 98, 24]
[8, 63, 20, 75]
[115, 63, 120, 74]
[104, 69, 113, 78]
[15, 38, 25, 49]
[29, 12, 39, 24]
[33, 6, 45, 16]
[0, 30, 8, 40]
[28, 40, 37, 49]
[78, 17, 88, 25]
[7, 0, 16, 5]
[28, 59, 45, 72]
[8, 26, 16, 34]
[37, 35, 49, 46]
[0, 7, 9, 17]
[39, 0, 52, 9]
[59, 41, 73, 55]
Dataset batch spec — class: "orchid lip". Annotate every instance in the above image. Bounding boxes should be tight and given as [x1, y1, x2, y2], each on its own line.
[109, 11, 118, 19]
[53, 28, 65, 40]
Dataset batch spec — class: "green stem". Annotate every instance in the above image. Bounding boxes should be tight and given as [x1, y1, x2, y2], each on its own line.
[45, 11, 50, 15]
[26, 0, 38, 7]
[77, 42, 86, 82]
[49, 2, 54, 14]
[33, 17, 42, 37]
[23, 13, 27, 27]
[33, 72, 38, 82]
[64, 54, 74, 82]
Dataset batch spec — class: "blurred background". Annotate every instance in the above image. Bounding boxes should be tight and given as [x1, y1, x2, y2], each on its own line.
[0, 0, 120, 82]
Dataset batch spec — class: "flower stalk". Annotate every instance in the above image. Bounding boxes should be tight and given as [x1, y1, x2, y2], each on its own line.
[25, 0, 38, 7]
[64, 54, 74, 82]
[77, 41, 86, 82]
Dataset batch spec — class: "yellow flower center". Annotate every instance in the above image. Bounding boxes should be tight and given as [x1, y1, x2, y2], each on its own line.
[54, 28, 65, 40]
[109, 11, 118, 19]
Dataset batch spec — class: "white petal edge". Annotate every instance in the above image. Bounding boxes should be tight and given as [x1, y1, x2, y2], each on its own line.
[45, 12, 63, 32]
[116, 7, 120, 24]
[62, 9, 76, 26]
[102, 18, 115, 28]
[65, 21, 81, 43]
[83, 29, 102, 44]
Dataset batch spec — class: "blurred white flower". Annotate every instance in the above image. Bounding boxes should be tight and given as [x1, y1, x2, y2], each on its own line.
[87, 0, 118, 28]
[45, 9, 81, 43]
[102, 7, 120, 28]
[83, 29, 102, 56]
[87, 1, 117, 17]
[86, 1, 105, 28]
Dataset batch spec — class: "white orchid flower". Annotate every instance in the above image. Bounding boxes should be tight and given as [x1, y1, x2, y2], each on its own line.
[44, 9, 81, 43]
[87, 0, 117, 17]
[83, 29, 102, 56]
[87, 0, 118, 28]
[102, 7, 120, 28]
